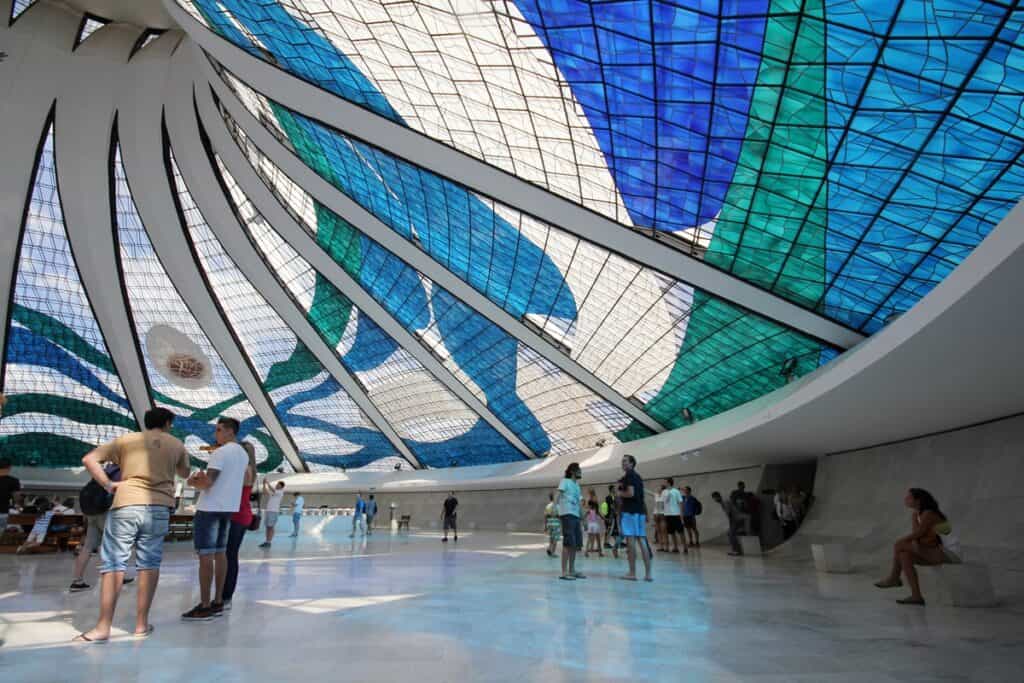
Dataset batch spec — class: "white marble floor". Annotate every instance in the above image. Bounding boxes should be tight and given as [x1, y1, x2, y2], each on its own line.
[1, 516, 1022, 682]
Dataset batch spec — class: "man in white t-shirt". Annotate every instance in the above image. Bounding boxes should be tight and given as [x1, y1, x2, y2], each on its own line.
[258, 480, 285, 548]
[289, 493, 305, 537]
[662, 478, 687, 554]
[182, 417, 249, 621]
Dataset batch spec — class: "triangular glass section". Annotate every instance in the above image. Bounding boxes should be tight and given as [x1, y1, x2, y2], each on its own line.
[131, 29, 165, 57]
[215, 156, 525, 468]
[74, 14, 109, 49]
[0, 122, 135, 467]
[168, 148, 401, 471]
[10, 0, 35, 23]
[112, 144, 289, 473]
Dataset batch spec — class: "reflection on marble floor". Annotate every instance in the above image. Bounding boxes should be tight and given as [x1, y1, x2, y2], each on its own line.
[1, 518, 1022, 682]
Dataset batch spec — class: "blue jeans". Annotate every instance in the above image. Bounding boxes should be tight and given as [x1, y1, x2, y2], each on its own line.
[100, 505, 170, 573]
[292, 512, 302, 534]
[223, 521, 247, 602]
[194, 511, 232, 555]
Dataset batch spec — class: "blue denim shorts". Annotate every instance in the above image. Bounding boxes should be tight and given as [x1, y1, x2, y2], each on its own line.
[193, 510, 232, 555]
[620, 512, 647, 538]
[100, 505, 170, 573]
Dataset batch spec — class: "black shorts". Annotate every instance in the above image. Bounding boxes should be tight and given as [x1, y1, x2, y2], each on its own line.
[560, 515, 582, 549]
[665, 515, 684, 534]
[443, 514, 457, 531]
[683, 515, 697, 530]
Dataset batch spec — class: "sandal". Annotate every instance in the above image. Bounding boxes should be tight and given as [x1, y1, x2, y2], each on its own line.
[874, 579, 903, 589]
[620, 575, 638, 581]
[133, 624, 155, 639]
[896, 596, 925, 606]
[72, 632, 108, 644]
[558, 575, 575, 581]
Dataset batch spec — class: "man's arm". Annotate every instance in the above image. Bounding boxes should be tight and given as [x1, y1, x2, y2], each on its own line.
[189, 468, 221, 490]
[82, 450, 117, 494]
[175, 449, 191, 479]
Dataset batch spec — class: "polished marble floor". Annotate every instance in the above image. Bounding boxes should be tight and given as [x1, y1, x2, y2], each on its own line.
[1, 515, 1021, 682]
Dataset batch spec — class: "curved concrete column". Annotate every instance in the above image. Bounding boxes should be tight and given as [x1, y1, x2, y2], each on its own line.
[115, 41, 307, 472]
[164, 0, 864, 351]
[163, 60, 422, 469]
[204, 65, 667, 436]
[195, 84, 535, 460]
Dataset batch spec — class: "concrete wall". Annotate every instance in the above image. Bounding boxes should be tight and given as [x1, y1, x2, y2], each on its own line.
[791, 413, 1024, 598]
[297, 465, 764, 540]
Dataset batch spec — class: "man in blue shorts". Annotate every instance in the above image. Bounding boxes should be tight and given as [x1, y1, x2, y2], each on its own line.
[617, 455, 652, 582]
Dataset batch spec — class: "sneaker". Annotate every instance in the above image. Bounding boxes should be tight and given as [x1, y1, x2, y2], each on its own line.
[210, 602, 224, 617]
[222, 600, 232, 612]
[258, 542, 271, 548]
[123, 576, 135, 585]
[441, 537, 448, 543]
[69, 580, 90, 593]
[182, 604, 215, 621]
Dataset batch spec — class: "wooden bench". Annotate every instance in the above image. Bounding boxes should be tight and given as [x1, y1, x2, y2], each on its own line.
[1, 513, 84, 553]
[397, 515, 411, 532]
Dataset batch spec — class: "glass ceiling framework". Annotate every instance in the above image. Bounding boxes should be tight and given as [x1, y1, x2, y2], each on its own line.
[168, 147, 402, 471]
[212, 155, 526, 467]
[112, 141, 289, 473]
[0, 120, 136, 468]
[214, 112, 644, 455]
[213, 70, 834, 434]
[179, 0, 1024, 336]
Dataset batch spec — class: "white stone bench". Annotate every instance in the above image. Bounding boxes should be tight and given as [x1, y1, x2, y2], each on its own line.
[811, 543, 852, 573]
[739, 535, 761, 556]
[917, 563, 998, 607]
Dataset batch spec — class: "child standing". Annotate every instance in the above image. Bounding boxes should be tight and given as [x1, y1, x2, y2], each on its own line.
[584, 500, 605, 557]
[544, 492, 561, 556]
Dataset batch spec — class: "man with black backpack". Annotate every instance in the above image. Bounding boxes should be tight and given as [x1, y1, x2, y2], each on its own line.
[70, 463, 135, 592]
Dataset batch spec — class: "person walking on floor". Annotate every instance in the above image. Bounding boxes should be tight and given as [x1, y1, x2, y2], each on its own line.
[73, 407, 190, 642]
[662, 478, 687, 554]
[441, 491, 458, 542]
[258, 480, 285, 548]
[366, 494, 378, 534]
[350, 492, 366, 537]
[182, 417, 249, 621]
[555, 463, 584, 580]
[682, 486, 702, 548]
[70, 463, 136, 592]
[711, 491, 743, 556]
[222, 442, 257, 612]
[289, 492, 305, 537]
[617, 455, 652, 581]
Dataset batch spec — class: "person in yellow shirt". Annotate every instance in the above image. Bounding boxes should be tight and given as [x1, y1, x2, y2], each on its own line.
[73, 408, 190, 643]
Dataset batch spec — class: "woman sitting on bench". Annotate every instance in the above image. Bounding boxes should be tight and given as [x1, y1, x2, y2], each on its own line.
[874, 488, 951, 605]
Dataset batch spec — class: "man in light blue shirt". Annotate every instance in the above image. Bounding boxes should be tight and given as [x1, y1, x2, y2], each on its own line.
[555, 462, 584, 581]
[350, 492, 366, 538]
[289, 493, 304, 537]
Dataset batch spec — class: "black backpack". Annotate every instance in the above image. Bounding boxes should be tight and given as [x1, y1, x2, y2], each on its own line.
[79, 464, 120, 515]
[693, 498, 703, 516]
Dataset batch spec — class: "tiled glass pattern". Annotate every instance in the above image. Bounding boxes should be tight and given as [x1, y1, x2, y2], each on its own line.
[10, 0, 34, 23]
[217, 76, 832, 434]
[183, 0, 1024, 335]
[217, 117, 641, 455]
[214, 156, 525, 467]
[113, 145, 287, 472]
[0, 124, 135, 468]
[169, 148, 401, 470]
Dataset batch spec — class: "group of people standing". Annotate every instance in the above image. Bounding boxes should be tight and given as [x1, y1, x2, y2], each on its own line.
[549, 455, 658, 582]
[69, 407, 305, 642]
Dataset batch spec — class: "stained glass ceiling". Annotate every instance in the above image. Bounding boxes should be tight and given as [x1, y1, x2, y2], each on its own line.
[1, 2, 1020, 472]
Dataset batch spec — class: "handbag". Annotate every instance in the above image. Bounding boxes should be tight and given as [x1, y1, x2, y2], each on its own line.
[248, 488, 262, 531]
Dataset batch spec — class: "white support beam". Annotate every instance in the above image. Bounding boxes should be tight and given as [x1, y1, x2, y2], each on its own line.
[164, 66, 423, 469]
[0, 2, 76, 365]
[197, 87, 536, 459]
[205, 68, 667, 435]
[115, 42, 307, 473]
[164, 1, 865, 351]
[54, 24, 154, 426]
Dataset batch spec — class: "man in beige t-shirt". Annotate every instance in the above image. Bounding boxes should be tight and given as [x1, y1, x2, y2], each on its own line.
[74, 407, 191, 643]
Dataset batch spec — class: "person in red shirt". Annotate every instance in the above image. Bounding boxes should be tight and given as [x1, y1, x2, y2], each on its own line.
[222, 442, 257, 611]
